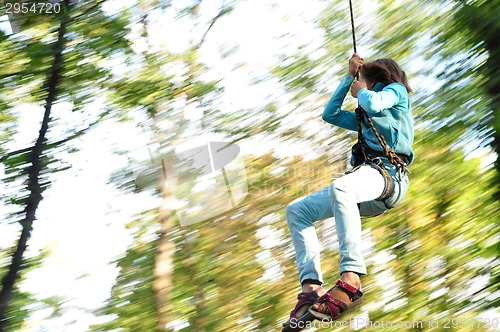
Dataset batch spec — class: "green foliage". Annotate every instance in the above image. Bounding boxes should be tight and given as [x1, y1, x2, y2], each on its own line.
[1, 0, 499, 330]
[94, 153, 342, 331]
[0, 0, 134, 329]
[92, 215, 159, 331]
[0, 248, 47, 332]
[94, 0, 500, 330]
[361, 128, 499, 328]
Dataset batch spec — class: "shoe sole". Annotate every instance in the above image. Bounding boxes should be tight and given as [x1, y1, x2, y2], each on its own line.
[308, 296, 364, 321]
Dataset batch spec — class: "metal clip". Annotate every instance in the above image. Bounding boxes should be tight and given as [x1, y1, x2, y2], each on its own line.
[370, 157, 383, 167]
[397, 163, 408, 181]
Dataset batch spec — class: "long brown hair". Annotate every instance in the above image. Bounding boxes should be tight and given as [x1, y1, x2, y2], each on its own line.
[361, 58, 412, 93]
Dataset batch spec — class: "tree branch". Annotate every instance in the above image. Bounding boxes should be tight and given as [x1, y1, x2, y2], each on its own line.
[0, 108, 111, 163]
[195, 4, 231, 50]
[67, 0, 108, 24]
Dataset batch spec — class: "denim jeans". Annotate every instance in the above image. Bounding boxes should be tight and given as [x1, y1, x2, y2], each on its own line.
[286, 158, 409, 284]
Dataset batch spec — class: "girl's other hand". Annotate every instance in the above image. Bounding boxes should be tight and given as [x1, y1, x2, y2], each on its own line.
[351, 80, 367, 98]
[348, 53, 363, 77]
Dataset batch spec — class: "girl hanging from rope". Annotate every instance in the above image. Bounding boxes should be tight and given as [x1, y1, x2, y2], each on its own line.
[282, 53, 414, 331]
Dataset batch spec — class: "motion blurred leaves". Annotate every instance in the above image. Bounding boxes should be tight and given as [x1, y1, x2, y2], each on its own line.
[0, 0, 132, 329]
[0, 0, 498, 330]
[94, 0, 499, 331]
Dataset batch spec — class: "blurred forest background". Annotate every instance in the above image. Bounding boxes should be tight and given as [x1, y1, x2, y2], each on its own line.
[0, 0, 499, 331]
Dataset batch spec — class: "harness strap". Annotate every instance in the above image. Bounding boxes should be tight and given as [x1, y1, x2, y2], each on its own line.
[355, 107, 410, 173]
[345, 160, 397, 209]
[369, 161, 395, 202]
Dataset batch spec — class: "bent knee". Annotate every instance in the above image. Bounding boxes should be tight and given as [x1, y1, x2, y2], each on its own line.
[285, 202, 300, 221]
[285, 199, 311, 228]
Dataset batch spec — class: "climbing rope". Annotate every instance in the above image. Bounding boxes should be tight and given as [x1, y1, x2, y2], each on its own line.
[348, 0, 409, 173]
[355, 108, 410, 173]
[349, 0, 357, 55]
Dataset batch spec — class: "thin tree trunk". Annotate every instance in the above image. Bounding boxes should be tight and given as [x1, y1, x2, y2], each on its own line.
[0, 1, 71, 327]
[0, 227, 31, 328]
[134, 4, 176, 329]
[141, 2, 228, 329]
[153, 184, 175, 331]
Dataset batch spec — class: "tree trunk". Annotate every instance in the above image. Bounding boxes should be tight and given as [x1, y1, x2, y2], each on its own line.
[153, 182, 175, 331]
[142, 2, 229, 329]
[0, 1, 71, 327]
[135, 4, 176, 329]
[0, 226, 31, 328]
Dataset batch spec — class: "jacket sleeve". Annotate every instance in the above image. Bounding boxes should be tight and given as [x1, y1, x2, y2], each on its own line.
[357, 83, 406, 114]
[322, 75, 358, 131]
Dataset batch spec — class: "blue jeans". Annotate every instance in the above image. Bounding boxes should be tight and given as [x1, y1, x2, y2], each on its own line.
[286, 158, 409, 284]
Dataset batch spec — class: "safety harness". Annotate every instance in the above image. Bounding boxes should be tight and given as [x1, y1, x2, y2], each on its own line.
[348, 0, 410, 208]
[349, 107, 410, 208]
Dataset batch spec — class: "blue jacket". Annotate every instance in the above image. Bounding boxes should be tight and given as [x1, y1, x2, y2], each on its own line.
[322, 75, 414, 165]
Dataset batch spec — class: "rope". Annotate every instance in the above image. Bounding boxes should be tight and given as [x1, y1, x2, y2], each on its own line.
[349, 0, 357, 55]
[348, 0, 409, 173]
[355, 107, 410, 172]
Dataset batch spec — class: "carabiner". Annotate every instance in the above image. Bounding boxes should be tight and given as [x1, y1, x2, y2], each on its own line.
[397, 164, 407, 181]
[371, 157, 383, 167]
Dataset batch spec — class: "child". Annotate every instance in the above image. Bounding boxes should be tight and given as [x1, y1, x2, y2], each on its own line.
[282, 54, 413, 330]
